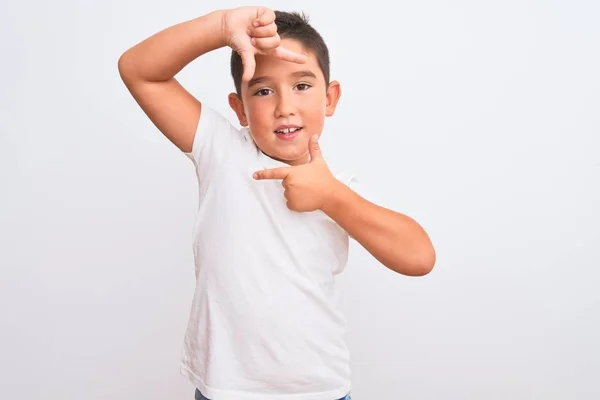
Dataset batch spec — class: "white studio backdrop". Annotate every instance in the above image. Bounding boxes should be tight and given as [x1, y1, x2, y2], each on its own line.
[1, 0, 599, 399]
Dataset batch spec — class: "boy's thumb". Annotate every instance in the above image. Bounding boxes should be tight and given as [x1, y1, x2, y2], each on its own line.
[240, 50, 256, 82]
[309, 135, 323, 161]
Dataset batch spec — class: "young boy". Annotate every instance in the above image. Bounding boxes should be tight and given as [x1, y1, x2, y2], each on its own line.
[118, 6, 435, 400]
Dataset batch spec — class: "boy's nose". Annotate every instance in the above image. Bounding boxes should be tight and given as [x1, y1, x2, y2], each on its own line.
[274, 93, 296, 117]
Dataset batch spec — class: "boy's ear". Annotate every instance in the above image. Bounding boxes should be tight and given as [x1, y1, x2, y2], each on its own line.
[228, 92, 248, 126]
[325, 80, 342, 117]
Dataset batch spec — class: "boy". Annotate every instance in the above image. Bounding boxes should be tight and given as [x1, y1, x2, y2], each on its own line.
[118, 6, 435, 400]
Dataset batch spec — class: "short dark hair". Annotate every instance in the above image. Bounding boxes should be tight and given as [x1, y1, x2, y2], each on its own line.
[230, 11, 330, 95]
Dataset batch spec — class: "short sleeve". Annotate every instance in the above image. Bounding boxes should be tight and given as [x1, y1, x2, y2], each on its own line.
[184, 104, 239, 183]
[336, 173, 380, 205]
[335, 173, 383, 240]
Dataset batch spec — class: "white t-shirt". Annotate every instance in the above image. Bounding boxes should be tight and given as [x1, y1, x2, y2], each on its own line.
[181, 105, 360, 400]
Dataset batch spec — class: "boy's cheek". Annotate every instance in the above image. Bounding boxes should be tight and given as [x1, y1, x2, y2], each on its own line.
[247, 106, 270, 125]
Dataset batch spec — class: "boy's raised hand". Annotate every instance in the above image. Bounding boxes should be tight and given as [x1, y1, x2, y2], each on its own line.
[222, 7, 307, 82]
[253, 136, 340, 212]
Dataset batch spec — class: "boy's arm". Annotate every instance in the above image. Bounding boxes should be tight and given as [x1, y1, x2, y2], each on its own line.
[118, 10, 225, 153]
[321, 182, 436, 277]
[118, 7, 307, 154]
[253, 136, 436, 277]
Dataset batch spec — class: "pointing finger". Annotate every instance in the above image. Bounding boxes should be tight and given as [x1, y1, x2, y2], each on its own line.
[271, 46, 308, 64]
[253, 167, 292, 180]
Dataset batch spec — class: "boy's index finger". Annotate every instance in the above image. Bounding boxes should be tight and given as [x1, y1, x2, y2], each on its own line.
[253, 167, 291, 180]
[272, 46, 308, 64]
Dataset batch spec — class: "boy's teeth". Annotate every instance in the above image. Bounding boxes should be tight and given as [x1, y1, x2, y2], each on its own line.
[276, 127, 301, 134]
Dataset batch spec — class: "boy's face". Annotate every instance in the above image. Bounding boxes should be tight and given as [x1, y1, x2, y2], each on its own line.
[229, 39, 341, 166]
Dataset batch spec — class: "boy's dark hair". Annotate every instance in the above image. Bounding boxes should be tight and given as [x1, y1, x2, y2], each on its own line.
[230, 11, 330, 95]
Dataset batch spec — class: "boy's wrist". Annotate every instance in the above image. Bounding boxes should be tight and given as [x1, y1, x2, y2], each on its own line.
[216, 9, 231, 48]
[321, 179, 349, 215]
[195, 9, 229, 50]
[217, 8, 243, 50]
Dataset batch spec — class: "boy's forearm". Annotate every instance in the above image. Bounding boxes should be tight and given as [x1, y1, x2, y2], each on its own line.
[322, 182, 436, 276]
[118, 10, 227, 82]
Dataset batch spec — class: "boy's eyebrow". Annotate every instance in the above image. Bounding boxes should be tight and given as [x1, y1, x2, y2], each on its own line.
[247, 76, 268, 88]
[290, 70, 317, 79]
[247, 70, 318, 87]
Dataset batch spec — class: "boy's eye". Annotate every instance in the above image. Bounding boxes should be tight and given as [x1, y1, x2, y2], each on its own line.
[296, 83, 311, 91]
[254, 88, 273, 96]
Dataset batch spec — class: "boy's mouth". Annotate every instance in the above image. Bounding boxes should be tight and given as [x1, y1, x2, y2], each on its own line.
[274, 125, 302, 135]
[274, 125, 302, 141]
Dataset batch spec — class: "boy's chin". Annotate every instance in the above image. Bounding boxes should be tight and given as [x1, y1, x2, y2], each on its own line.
[269, 147, 309, 165]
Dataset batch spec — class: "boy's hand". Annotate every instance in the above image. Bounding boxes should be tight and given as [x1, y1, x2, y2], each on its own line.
[253, 136, 341, 212]
[222, 7, 307, 82]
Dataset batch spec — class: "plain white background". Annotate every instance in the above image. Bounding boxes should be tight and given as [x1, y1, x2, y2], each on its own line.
[1, 0, 599, 398]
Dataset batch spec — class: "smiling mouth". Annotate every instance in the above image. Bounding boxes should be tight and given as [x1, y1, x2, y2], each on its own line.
[274, 127, 302, 135]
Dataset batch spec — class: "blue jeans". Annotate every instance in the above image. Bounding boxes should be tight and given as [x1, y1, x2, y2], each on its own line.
[195, 388, 351, 400]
